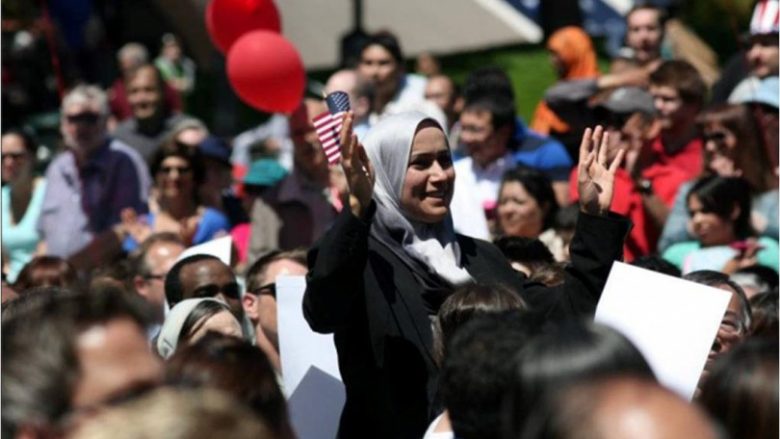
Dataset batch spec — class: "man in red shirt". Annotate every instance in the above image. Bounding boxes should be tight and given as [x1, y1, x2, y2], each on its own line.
[570, 87, 689, 260]
[646, 60, 707, 179]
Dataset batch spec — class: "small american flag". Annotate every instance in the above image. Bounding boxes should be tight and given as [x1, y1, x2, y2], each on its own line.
[312, 91, 350, 165]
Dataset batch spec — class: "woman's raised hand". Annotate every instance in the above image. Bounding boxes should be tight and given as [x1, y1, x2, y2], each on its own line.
[577, 126, 624, 216]
[339, 112, 375, 217]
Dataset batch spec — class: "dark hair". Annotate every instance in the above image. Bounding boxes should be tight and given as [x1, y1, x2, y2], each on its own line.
[553, 204, 579, 231]
[246, 249, 307, 293]
[132, 232, 184, 278]
[683, 270, 752, 331]
[164, 254, 221, 307]
[1, 289, 151, 436]
[527, 262, 567, 287]
[435, 284, 526, 363]
[696, 104, 773, 192]
[504, 321, 655, 437]
[2, 128, 38, 155]
[166, 333, 293, 438]
[498, 167, 559, 232]
[699, 338, 778, 439]
[749, 290, 778, 338]
[462, 66, 515, 105]
[440, 311, 536, 439]
[462, 67, 517, 132]
[13, 256, 79, 293]
[177, 299, 233, 345]
[686, 176, 754, 241]
[493, 237, 555, 270]
[733, 264, 779, 294]
[89, 259, 135, 295]
[649, 60, 707, 108]
[631, 255, 681, 277]
[150, 138, 206, 187]
[626, 4, 668, 28]
[360, 31, 404, 65]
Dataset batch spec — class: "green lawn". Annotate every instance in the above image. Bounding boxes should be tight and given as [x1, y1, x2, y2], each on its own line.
[436, 44, 611, 122]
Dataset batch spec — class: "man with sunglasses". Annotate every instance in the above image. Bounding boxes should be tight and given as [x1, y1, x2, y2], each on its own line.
[37, 85, 151, 263]
[242, 249, 308, 373]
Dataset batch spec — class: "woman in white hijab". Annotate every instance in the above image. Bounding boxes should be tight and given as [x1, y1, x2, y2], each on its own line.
[303, 112, 629, 438]
[157, 298, 243, 359]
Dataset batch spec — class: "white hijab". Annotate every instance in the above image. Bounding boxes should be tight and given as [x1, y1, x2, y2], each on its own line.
[362, 112, 472, 286]
[156, 297, 228, 359]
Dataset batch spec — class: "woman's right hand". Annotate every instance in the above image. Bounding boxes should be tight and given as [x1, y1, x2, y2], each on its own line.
[339, 113, 375, 217]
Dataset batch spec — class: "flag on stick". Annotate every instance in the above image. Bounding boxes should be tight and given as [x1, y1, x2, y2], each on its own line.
[312, 91, 350, 165]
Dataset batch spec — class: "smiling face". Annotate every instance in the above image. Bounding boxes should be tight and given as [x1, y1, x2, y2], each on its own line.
[626, 8, 663, 64]
[746, 34, 780, 78]
[497, 181, 546, 238]
[127, 66, 164, 121]
[459, 109, 510, 167]
[688, 194, 736, 246]
[400, 123, 455, 223]
[156, 155, 194, 199]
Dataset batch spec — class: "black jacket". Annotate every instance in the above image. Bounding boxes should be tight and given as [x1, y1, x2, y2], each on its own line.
[304, 203, 630, 438]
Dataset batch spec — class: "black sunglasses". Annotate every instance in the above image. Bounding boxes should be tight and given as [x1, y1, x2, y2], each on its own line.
[65, 112, 101, 125]
[250, 282, 276, 298]
[192, 282, 241, 300]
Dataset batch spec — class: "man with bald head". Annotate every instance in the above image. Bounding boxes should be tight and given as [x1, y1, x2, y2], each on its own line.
[424, 74, 461, 132]
[249, 99, 339, 258]
[325, 69, 374, 139]
[520, 376, 718, 439]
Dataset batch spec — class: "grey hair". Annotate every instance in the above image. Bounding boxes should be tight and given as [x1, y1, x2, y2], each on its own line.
[61, 85, 109, 117]
[117, 42, 149, 66]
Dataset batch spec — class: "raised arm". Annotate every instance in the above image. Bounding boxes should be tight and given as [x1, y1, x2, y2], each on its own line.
[523, 127, 630, 320]
[303, 113, 376, 333]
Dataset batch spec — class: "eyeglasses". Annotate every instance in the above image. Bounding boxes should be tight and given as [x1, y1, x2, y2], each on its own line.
[192, 282, 241, 300]
[159, 165, 192, 175]
[65, 112, 101, 125]
[250, 282, 276, 298]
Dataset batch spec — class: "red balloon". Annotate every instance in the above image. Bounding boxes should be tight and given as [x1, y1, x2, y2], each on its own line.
[227, 30, 305, 113]
[206, 0, 282, 53]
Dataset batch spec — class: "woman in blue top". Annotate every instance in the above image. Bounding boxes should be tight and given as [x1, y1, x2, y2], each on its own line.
[121, 141, 229, 250]
[1, 129, 46, 282]
[663, 176, 779, 274]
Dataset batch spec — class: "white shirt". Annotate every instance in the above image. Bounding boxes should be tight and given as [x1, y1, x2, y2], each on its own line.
[450, 151, 517, 240]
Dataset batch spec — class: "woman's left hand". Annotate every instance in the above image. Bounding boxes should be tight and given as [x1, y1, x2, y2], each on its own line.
[577, 126, 624, 216]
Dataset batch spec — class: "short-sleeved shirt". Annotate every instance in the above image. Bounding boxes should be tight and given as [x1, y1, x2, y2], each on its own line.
[37, 139, 151, 258]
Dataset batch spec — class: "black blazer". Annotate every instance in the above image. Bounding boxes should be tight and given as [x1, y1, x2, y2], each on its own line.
[304, 203, 630, 439]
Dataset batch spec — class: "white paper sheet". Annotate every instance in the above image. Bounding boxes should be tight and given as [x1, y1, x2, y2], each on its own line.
[276, 275, 344, 439]
[595, 262, 731, 401]
[176, 235, 232, 265]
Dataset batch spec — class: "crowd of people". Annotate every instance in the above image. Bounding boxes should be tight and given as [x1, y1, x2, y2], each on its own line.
[1, 1, 778, 439]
